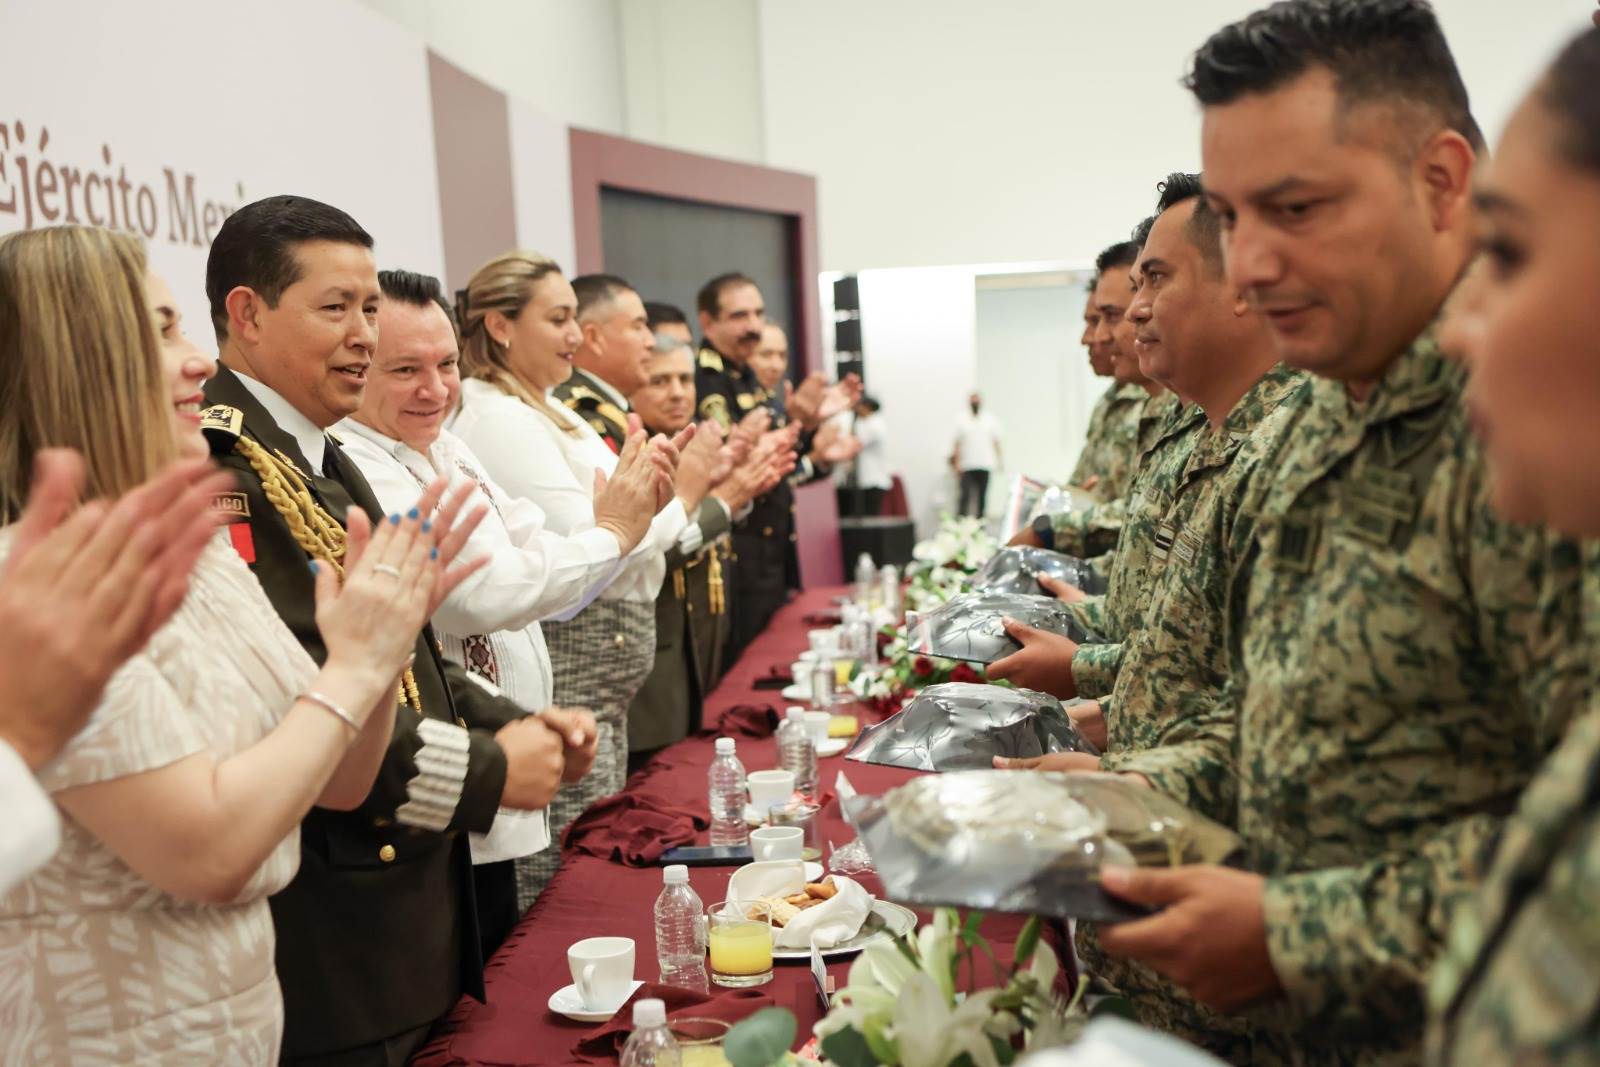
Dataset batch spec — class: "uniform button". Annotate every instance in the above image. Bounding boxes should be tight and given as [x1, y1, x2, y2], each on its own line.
[763, 526, 774, 536]
[373, 817, 392, 828]
[614, 633, 626, 648]
[379, 844, 397, 863]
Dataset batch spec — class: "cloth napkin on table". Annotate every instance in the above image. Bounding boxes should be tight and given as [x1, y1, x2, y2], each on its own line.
[572, 983, 773, 1062]
[698, 703, 780, 739]
[562, 793, 709, 866]
[727, 864, 875, 950]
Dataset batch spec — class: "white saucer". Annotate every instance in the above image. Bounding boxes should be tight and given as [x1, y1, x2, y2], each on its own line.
[816, 738, 850, 758]
[781, 684, 811, 702]
[548, 979, 643, 1023]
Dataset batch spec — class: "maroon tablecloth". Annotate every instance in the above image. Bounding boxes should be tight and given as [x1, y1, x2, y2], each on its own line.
[412, 587, 1035, 1067]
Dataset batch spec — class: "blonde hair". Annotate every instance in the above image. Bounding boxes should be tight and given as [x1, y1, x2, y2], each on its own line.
[456, 250, 583, 437]
[0, 226, 176, 519]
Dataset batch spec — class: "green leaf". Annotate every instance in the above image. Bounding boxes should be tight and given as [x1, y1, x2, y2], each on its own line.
[723, 1008, 798, 1067]
[961, 911, 986, 946]
[1013, 916, 1042, 968]
[819, 1026, 879, 1067]
[992, 1034, 1019, 1065]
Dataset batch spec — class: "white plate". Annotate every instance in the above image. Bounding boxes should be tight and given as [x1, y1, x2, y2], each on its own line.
[815, 738, 850, 758]
[771, 900, 918, 960]
[781, 684, 811, 702]
[737, 859, 825, 880]
[547, 979, 643, 1023]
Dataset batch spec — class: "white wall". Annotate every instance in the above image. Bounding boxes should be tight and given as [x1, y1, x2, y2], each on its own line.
[360, 0, 629, 135]
[2, 0, 445, 353]
[760, 0, 1594, 273]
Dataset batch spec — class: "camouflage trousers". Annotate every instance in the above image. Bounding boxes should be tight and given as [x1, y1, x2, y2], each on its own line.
[515, 598, 656, 912]
[1076, 926, 1255, 1064]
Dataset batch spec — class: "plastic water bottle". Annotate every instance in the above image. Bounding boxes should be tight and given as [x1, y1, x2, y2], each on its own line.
[620, 998, 681, 1067]
[777, 707, 819, 796]
[854, 551, 876, 604]
[707, 737, 749, 846]
[653, 864, 708, 994]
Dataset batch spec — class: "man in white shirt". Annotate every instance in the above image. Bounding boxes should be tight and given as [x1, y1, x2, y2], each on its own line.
[952, 391, 1003, 518]
[1, 451, 229, 896]
[840, 396, 891, 517]
[340, 269, 660, 950]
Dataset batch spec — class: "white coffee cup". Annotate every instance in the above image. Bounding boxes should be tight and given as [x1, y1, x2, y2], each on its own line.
[748, 769, 796, 814]
[567, 936, 635, 1010]
[803, 710, 832, 746]
[789, 662, 813, 689]
[750, 825, 805, 862]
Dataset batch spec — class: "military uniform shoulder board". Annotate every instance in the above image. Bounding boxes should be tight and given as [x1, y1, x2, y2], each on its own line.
[200, 404, 244, 455]
[596, 401, 627, 429]
[698, 348, 724, 372]
[559, 386, 598, 412]
[700, 393, 731, 428]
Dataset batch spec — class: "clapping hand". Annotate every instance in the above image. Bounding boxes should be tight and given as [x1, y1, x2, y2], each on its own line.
[593, 430, 669, 553]
[808, 419, 862, 467]
[538, 706, 599, 782]
[785, 372, 863, 430]
[674, 419, 723, 511]
[984, 617, 1080, 699]
[0, 451, 234, 769]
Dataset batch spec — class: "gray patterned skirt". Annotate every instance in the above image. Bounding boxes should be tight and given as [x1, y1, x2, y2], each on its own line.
[515, 598, 656, 911]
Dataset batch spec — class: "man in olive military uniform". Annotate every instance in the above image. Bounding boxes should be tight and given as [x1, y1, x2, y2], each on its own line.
[202, 196, 585, 1066]
[1091, 11, 1589, 1065]
[694, 274, 861, 660]
[553, 274, 647, 453]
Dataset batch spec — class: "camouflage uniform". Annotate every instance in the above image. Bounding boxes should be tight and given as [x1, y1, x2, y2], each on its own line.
[1121, 335, 1589, 1065]
[1427, 547, 1600, 1066]
[1075, 364, 1309, 1059]
[1066, 399, 1208, 699]
[1070, 381, 1147, 502]
[1049, 388, 1174, 559]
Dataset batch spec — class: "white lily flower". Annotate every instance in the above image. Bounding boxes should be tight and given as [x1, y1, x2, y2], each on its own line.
[893, 974, 1004, 1067]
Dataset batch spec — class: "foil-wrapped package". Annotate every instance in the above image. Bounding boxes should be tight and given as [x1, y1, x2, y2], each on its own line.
[906, 591, 1098, 664]
[846, 683, 1098, 772]
[845, 770, 1246, 922]
[972, 546, 1107, 598]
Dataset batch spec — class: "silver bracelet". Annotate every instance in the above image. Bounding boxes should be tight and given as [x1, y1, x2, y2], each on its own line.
[299, 691, 361, 736]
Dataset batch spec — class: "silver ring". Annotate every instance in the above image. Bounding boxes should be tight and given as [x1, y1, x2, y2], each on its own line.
[372, 564, 403, 579]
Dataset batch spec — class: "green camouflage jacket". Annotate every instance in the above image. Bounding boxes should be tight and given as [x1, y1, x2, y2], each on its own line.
[1078, 363, 1309, 1058]
[1427, 546, 1600, 1067]
[1067, 401, 1208, 698]
[1125, 335, 1587, 1064]
[1069, 381, 1151, 502]
[1048, 387, 1170, 557]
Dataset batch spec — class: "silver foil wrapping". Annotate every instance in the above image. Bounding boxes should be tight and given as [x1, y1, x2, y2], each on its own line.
[845, 683, 1098, 772]
[972, 546, 1108, 598]
[906, 591, 1098, 664]
[845, 770, 1246, 922]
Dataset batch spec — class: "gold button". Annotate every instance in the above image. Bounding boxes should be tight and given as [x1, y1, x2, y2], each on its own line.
[614, 633, 626, 648]
[379, 844, 396, 863]
[762, 526, 774, 536]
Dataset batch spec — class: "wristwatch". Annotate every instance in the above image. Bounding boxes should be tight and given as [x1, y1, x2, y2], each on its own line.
[1031, 514, 1055, 550]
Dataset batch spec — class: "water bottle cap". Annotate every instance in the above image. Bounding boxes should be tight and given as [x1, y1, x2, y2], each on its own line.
[715, 737, 735, 755]
[663, 864, 688, 885]
[633, 998, 667, 1028]
[786, 707, 806, 722]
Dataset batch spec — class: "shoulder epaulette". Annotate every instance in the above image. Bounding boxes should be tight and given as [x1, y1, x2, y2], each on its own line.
[698, 348, 724, 372]
[596, 401, 627, 429]
[200, 404, 244, 455]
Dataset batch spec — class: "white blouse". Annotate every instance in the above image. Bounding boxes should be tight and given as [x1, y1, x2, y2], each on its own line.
[452, 377, 690, 604]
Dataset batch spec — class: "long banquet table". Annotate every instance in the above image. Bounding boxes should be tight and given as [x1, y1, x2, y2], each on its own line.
[411, 586, 1039, 1066]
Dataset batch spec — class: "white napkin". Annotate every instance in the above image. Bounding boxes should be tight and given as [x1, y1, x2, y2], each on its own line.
[728, 861, 875, 950]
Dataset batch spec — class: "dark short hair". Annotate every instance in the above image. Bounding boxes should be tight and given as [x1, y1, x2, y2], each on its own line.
[378, 269, 452, 318]
[697, 272, 758, 318]
[645, 301, 689, 331]
[205, 194, 373, 343]
[571, 273, 636, 321]
[1154, 172, 1225, 276]
[1187, 0, 1481, 152]
[1542, 28, 1600, 172]
[1130, 215, 1157, 248]
[860, 395, 881, 413]
[1095, 241, 1140, 275]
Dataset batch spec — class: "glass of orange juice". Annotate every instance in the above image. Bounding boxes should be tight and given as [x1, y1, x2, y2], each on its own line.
[707, 900, 774, 987]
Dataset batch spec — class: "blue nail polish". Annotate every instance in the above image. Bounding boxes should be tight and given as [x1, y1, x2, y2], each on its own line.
[430, 547, 439, 560]
[421, 520, 432, 534]
[389, 513, 400, 525]
[308, 561, 319, 575]
[407, 507, 420, 520]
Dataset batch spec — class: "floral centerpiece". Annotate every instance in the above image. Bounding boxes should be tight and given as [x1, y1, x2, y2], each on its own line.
[847, 629, 1005, 715]
[722, 910, 1082, 1067]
